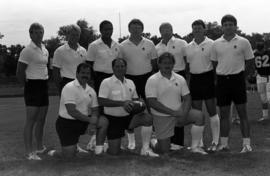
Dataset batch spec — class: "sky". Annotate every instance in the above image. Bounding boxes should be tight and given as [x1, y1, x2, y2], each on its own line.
[0, 0, 269, 46]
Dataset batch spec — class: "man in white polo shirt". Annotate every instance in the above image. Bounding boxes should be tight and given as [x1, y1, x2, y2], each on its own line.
[48, 63, 108, 158]
[53, 24, 87, 94]
[119, 19, 158, 150]
[98, 58, 158, 157]
[156, 22, 187, 151]
[145, 52, 206, 155]
[184, 20, 220, 152]
[211, 14, 254, 153]
[17, 23, 49, 160]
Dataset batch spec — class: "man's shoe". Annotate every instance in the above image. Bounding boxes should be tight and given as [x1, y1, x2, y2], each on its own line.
[140, 148, 159, 157]
[207, 143, 218, 152]
[77, 145, 88, 153]
[127, 143, 136, 150]
[94, 145, 104, 155]
[257, 117, 268, 122]
[26, 152, 42, 160]
[150, 138, 158, 148]
[170, 144, 184, 151]
[47, 150, 56, 156]
[36, 146, 47, 154]
[216, 145, 230, 152]
[191, 147, 208, 155]
[86, 135, 96, 151]
[240, 145, 252, 153]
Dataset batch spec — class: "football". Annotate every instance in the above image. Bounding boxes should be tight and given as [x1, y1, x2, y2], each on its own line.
[130, 100, 146, 114]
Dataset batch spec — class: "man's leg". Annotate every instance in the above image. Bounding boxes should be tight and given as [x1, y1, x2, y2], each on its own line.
[218, 105, 231, 150]
[35, 106, 48, 151]
[95, 116, 109, 154]
[107, 138, 122, 155]
[257, 82, 269, 121]
[157, 138, 171, 154]
[191, 100, 204, 148]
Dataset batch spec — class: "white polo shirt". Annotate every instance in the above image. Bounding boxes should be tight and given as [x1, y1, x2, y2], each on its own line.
[18, 41, 49, 80]
[59, 79, 98, 120]
[99, 75, 138, 117]
[87, 38, 121, 74]
[120, 37, 158, 75]
[184, 37, 214, 74]
[156, 37, 187, 72]
[211, 34, 254, 75]
[53, 43, 87, 79]
[145, 71, 190, 116]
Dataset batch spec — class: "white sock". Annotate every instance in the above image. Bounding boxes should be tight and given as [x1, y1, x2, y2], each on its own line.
[243, 138, 251, 146]
[210, 114, 220, 144]
[263, 109, 268, 118]
[191, 125, 204, 148]
[94, 145, 103, 154]
[220, 137, 229, 146]
[127, 132, 135, 146]
[199, 139, 204, 147]
[141, 126, 153, 150]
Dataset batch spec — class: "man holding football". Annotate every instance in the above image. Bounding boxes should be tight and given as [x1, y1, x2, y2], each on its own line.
[98, 58, 159, 157]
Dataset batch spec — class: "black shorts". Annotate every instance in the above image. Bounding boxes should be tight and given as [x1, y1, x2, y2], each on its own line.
[24, 79, 49, 106]
[93, 71, 113, 93]
[105, 114, 133, 140]
[59, 77, 74, 94]
[190, 70, 216, 100]
[216, 71, 247, 106]
[126, 72, 152, 100]
[56, 116, 89, 147]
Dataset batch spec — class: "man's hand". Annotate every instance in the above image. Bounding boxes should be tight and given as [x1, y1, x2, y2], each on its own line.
[123, 100, 134, 113]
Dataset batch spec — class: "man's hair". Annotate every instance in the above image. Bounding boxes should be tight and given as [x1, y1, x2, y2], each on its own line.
[112, 58, 127, 68]
[221, 14, 237, 26]
[159, 22, 173, 32]
[29, 23, 44, 34]
[192, 20, 206, 29]
[76, 63, 91, 74]
[158, 52, 175, 64]
[256, 41, 265, 51]
[128, 19, 144, 30]
[99, 20, 113, 31]
[68, 24, 81, 34]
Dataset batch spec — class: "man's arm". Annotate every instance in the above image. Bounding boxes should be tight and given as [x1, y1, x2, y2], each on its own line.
[98, 97, 134, 113]
[151, 58, 158, 73]
[52, 66, 62, 92]
[180, 94, 192, 118]
[65, 104, 91, 122]
[147, 97, 176, 116]
[245, 58, 255, 77]
[16, 62, 27, 86]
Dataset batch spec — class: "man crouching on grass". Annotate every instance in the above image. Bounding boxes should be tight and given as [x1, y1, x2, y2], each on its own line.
[145, 52, 207, 155]
[48, 63, 108, 158]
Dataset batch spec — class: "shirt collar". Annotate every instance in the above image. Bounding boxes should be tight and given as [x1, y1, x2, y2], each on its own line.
[127, 37, 145, 45]
[74, 79, 90, 90]
[191, 36, 210, 46]
[159, 36, 175, 46]
[97, 38, 117, 48]
[111, 75, 127, 84]
[220, 34, 239, 42]
[157, 71, 177, 81]
[30, 41, 45, 50]
[64, 43, 81, 51]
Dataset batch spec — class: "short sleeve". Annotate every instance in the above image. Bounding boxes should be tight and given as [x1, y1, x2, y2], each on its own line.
[52, 48, 62, 68]
[145, 77, 157, 98]
[180, 78, 190, 96]
[90, 89, 99, 108]
[18, 48, 30, 65]
[131, 81, 139, 99]
[210, 42, 218, 61]
[87, 43, 96, 62]
[62, 85, 76, 104]
[150, 42, 158, 60]
[98, 79, 110, 98]
[243, 40, 254, 60]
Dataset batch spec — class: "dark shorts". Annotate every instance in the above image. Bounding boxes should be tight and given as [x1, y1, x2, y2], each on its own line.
[56, 116, 89, 147]
[93, 71, 113, 93]
[216, 71, 247, 106]
[105, 114, 133, 140]
[126, 72, 152, 100]
[190, 70, 216, 100]
[24, 79, 49, 106]
[59, 77, 74, 94]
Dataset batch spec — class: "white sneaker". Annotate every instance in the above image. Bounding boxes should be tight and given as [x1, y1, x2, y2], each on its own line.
[140, 148, 159, 157]
[240, 145, 252, 153]
[94, 145, 104, 155]
[191, 147, 208, 155]
[86, 135, 96, 151]
[170, 144, 184, 151]
[77, 145, 88, 153]
[207, 143, 218, 152]
[103, 142, 108, 152]
[150, 138, 158, 148]
[26, 152, 42, 160]
[127, 143, 136, 150]
[47, 150, 56, 156]
[36, 146, 47, 154]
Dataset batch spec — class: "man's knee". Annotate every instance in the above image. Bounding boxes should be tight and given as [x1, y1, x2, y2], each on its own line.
[192, 109, 205, 126]
[142, 113, 153, 126]
[98, 116, 109, 129]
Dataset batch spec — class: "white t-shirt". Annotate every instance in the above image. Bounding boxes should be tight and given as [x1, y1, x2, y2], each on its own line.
[145, 71, 190, 116]
[211, 34, 254, 75]
[87, 38, 121, 74]
[18, 41, 49, 80]
[120, 37, 158, 75]
[53, 43, 87, 79]
[59, 79, 98, 120]
[99, 75, 138, 117]
[156, 37, 187, 72]
[184, 37, 214, 74]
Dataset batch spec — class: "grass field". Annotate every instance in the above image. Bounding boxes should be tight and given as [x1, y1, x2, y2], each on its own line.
[0, 93, 270, 176]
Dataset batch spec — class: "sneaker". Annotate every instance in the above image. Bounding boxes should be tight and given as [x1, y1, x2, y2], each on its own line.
[170, 144, 184, 151]
[94, 145, 104, 155]
[240, 145, 252, 153]
[216, 145, 230, 152]
[77, 145, 88, 153]
[150, 138, 158, 148]
[127, 143, 136, 150]
[47, 150, 56, 156]
[140, 148, 159, 157]
[191, 147, 208, 155]
[86, 135, 96, 151]
[257, 117, 268, 122]
[207, 143, 218, 152]
[26, 152, 42, 160]
[36, 146, 47, 154]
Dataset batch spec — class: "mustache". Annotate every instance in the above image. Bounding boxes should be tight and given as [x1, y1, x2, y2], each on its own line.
[82, 76, 89, 79]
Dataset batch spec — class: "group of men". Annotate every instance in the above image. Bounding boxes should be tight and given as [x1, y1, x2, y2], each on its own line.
[17, 13, 267, 160]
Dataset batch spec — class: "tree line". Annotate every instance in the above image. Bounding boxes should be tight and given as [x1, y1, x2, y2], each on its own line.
[1, 19, 270, 78]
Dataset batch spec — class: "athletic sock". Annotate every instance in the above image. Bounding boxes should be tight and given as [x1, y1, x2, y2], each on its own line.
[262, 109, 268, 118]
[220, 137, 229, 147]
[127, 132, 135, 147]
[210, 114, 220, 144]
[191, 125, 204, 148]
[141, 126, 153, 150]
[243, 138, 251, 146]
